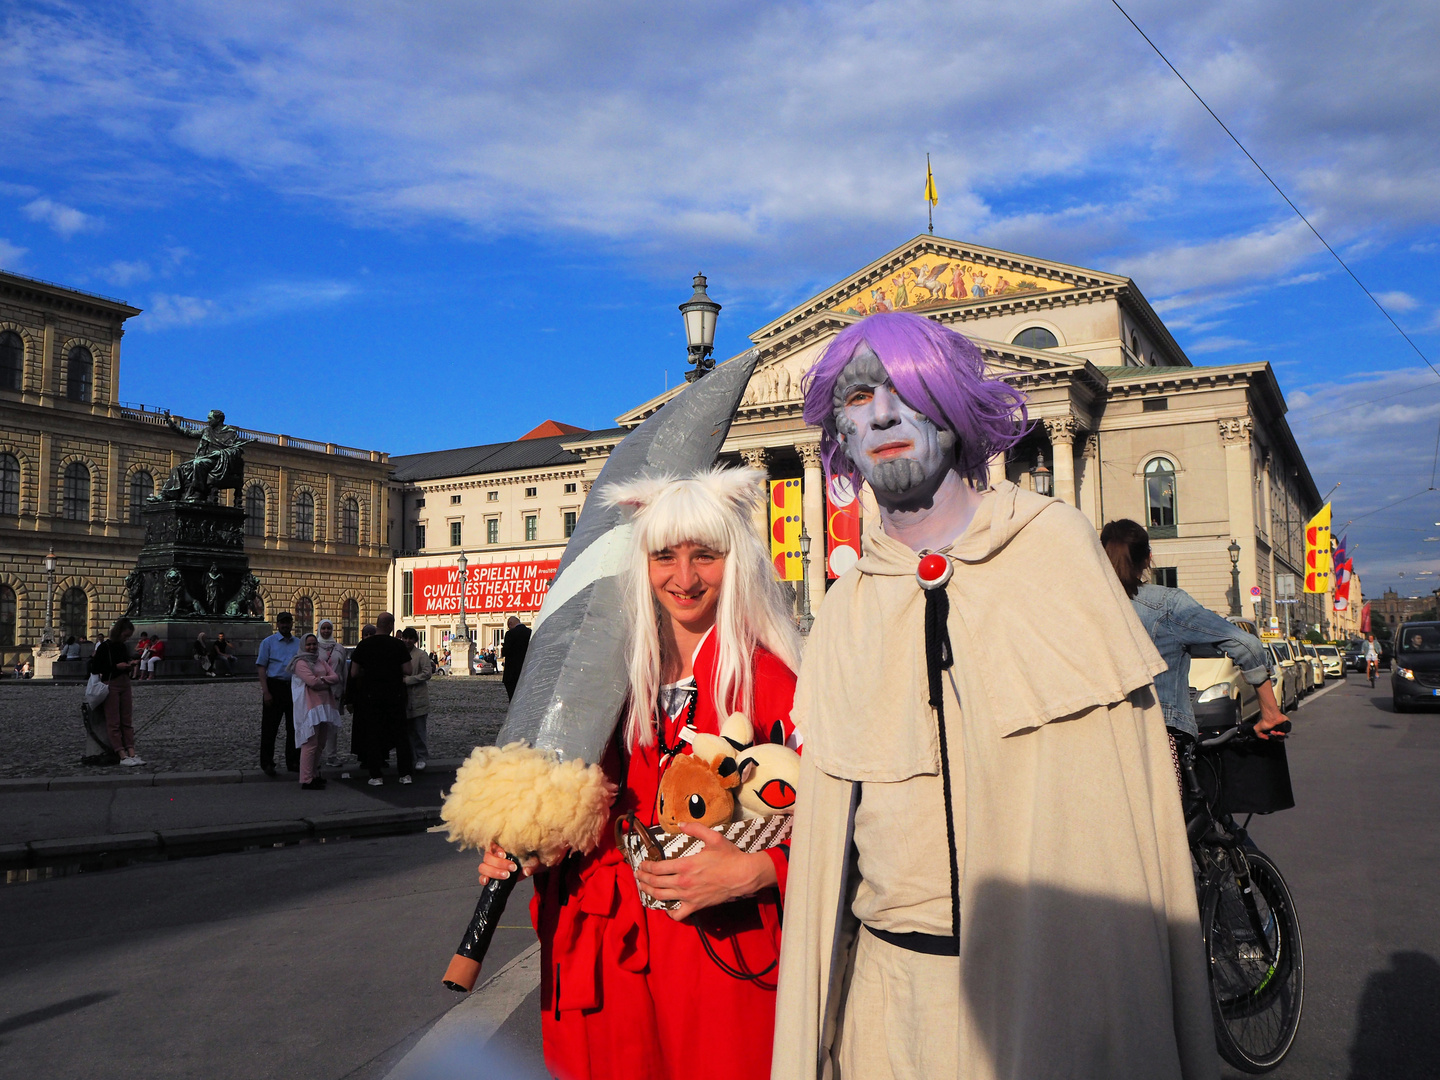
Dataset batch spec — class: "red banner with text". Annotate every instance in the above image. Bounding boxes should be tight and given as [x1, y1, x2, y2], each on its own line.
[412, 560, 560, 616]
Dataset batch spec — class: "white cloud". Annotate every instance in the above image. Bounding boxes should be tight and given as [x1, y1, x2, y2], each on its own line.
[1187, 336, 1252, 355]
[0, 1, 1437, 300]
[0, 238, 27, 268]
[99, 259, 152, 286]
[21, 197, 95, 238]
[139, 278, 356, 330]
[1374, 290, 1420, 313]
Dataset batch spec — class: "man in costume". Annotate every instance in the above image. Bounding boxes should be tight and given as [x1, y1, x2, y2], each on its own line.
[772, 312, 1216, 1080]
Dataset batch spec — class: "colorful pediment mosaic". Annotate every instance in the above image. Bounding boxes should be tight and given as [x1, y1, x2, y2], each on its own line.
[830, 252, 1065, 317]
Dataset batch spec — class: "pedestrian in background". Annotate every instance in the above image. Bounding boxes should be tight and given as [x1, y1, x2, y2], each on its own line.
[139, 635, 165, 679]
[316, 618, 349, 767]
[501, 615, 531, 699]
[212, 632, 238, 676]
[256, 611, 301, 776]
[348, 613, 413, 786]
[193, 631, 215, 676]
[401, 627, 433, 771]
[92, 617, 143, 766]
[290, 632, 341, 790]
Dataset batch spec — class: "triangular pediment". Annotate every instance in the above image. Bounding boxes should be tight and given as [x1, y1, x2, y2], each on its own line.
[751, 235, 1125, 345]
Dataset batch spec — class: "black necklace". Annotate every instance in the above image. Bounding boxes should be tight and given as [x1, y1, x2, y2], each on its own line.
[655, 685, 697, 758]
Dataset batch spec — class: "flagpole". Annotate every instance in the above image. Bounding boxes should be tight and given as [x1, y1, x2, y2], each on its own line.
[926, 153, 934, 234]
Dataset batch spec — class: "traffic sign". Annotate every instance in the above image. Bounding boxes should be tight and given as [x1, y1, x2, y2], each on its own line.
[1250, 586, 1262, 597]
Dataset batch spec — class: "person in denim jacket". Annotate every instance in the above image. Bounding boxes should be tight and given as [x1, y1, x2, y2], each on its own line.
[1101, 519, 1288, 743]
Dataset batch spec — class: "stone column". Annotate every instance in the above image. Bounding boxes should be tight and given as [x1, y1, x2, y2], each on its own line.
[37, 432, 53, 520]
[370, 478, 383, 557]
[1043, 416, 1078, 506]
[105, 441, 121, 529]
[277, 466, 290, 541]
[324, 472, 338, 553]
[798, 442, 826, 615]
[40, 315, 55, 401]
[109, 326, 123, 414]
[1080, 433, 1101, 527]
[739, 448, 771, 545]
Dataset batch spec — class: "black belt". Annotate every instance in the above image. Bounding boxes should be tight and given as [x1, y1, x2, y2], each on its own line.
[864, 923, 959, 956]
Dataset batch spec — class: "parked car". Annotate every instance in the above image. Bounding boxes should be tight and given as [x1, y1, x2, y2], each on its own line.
[1186, 615, 1267, 730]
[1314, 643, 1344, 678]
[1274, 639, 1313, 696]
[1392, 621, 1440, 712]
[1300, 642, 1327, 687]
[1265, 641, 1301, 711]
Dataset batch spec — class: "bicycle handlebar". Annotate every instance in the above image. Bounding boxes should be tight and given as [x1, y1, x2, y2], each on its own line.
[1198, 719, 1292, 749]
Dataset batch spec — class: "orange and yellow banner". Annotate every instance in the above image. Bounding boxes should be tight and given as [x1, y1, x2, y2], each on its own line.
[769, 478, 803, 581]
[1304, 503, 1331, 593]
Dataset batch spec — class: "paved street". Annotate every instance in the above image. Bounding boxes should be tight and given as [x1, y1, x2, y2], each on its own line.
[0, 677, 509, 779]
[1, 671, 1435, 1078]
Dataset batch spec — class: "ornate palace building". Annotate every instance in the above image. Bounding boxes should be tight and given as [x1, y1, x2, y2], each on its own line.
[0, 270, 391, 665]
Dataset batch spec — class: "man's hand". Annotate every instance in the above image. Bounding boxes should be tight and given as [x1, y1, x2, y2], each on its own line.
[633, 824, 776, 921]
[1255, 707, 1289, 740]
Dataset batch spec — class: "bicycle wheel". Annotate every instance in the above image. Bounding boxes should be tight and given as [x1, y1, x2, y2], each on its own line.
[1203, 848, 1304, 1072]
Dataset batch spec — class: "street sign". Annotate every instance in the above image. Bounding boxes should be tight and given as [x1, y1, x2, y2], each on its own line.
[1269, 616, 1280, 629]
[1277, 574, 1297, 600]
[1250, 586, 1262, 597]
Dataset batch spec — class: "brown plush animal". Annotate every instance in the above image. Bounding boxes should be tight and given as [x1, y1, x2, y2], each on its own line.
[656, 752, 741, 834]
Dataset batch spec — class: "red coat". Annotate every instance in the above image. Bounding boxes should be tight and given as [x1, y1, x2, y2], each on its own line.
[529, 631, 797, 1080]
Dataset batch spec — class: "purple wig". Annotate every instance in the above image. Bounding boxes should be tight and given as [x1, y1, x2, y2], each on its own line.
[801, 312, 1030, 488]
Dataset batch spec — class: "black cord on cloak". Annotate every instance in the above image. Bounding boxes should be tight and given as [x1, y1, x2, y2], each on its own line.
[924, 584, 962, 945]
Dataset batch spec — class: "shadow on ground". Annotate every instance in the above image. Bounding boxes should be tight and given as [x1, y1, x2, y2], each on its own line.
[1348, 951, 1440, 1080]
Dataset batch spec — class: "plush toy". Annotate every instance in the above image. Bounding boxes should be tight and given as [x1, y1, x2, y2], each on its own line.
[656, 752, 741, 833]
[734, 742, 800, 819]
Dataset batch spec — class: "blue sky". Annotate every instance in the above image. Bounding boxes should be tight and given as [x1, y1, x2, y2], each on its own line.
[3, 0, 1440, 590]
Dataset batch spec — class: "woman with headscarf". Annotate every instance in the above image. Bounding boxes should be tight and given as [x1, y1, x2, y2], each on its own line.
[290, 632, 342, 790]
[473, 468, 802, 1080]
[314, 618, 350, 767]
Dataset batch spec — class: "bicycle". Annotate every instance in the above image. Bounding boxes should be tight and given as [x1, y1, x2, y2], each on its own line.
[1182, 721, 1304, 1073]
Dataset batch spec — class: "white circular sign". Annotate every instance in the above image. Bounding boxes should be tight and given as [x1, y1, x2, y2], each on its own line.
[828, 545, 859, 577]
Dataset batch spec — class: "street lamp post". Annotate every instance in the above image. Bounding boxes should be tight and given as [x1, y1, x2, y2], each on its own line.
[679, 273, 721, 382]
[41, 547, 57, 648]
[1228, 538, 1242, 617]
[797, 523, 814, 636]
[1031, 450, 1053, 497]
[454, 550, 474, 677]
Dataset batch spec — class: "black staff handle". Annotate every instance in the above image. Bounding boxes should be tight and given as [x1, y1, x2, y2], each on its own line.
[442, 856, 520, 992]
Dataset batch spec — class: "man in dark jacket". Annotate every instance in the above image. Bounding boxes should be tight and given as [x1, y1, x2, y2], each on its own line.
[501, 616, 531, 699]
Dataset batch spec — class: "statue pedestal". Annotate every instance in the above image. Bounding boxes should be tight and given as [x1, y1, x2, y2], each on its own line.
[133, 619, 274, 677]
[450, 631, 476, 677]
[135, 501, 254, 618]
[31, 641, 60, 680]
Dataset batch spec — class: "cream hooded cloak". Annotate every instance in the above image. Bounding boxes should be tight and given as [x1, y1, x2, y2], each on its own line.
[772, 481, 1217, 1080]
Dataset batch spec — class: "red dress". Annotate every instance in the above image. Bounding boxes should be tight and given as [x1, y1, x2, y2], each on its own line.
[528, 631, 797, 1080]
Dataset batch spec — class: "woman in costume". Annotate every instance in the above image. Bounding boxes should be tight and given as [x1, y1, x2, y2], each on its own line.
[290, 632, 342, 790]
[314, 619, 349, 767]
[477, 468, 801, 1080]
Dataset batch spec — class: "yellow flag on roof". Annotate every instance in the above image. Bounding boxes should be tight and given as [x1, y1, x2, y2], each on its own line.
[924, 156, 938, 207]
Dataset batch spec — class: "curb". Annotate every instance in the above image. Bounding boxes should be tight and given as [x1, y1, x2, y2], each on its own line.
[0, 759, 466, 793]
[0, 806, 444, 873]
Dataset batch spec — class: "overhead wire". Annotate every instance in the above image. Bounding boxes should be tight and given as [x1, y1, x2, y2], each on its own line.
[1107, 0, 1440, 548]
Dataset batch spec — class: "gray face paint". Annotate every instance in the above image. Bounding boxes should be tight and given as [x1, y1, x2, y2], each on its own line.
[832, 344, 956, 499]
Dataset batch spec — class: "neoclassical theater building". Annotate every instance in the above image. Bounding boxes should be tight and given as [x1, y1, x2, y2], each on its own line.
[0, 234, 1334, 665]
[388, 235, 1330, 647]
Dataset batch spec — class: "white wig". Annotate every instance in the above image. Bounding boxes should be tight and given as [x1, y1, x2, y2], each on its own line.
[602, 466, 801, 751]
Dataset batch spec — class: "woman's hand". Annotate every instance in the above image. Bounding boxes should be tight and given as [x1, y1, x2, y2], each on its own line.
[477, 842, 539, 886]
[1253, 680, 1289, 740]
[633, 824, 777, 921]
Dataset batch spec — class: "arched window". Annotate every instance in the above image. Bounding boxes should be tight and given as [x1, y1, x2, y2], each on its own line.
[128, 470, 153, 524]
[293, 491, 314, 541]
[0, 584, 15, 647]
[1145, 457, 1178, 538]
[0, 453, 19, 516]
[340, 496, 359, 545]
[341, 598, 359, 645]
[1012, 326, 1059, 350]
[294, 595, 314, 635]
[244, 484, 266, 537]
[66, 346, 93, 402]
[60, 586, 88, 641]
[0, 331, 22, 391]
[62, 462, 91, 521]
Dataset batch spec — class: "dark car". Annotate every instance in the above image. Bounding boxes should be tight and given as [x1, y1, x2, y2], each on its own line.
[1344, 640, 1367, 671]
[1391, 622, 1440, 711]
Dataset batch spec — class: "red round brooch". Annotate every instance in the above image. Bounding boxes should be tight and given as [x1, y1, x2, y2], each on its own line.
[916, 552, 952, 590]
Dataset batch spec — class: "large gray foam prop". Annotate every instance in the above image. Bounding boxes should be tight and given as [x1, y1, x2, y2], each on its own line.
[500, 349, 759, 766]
